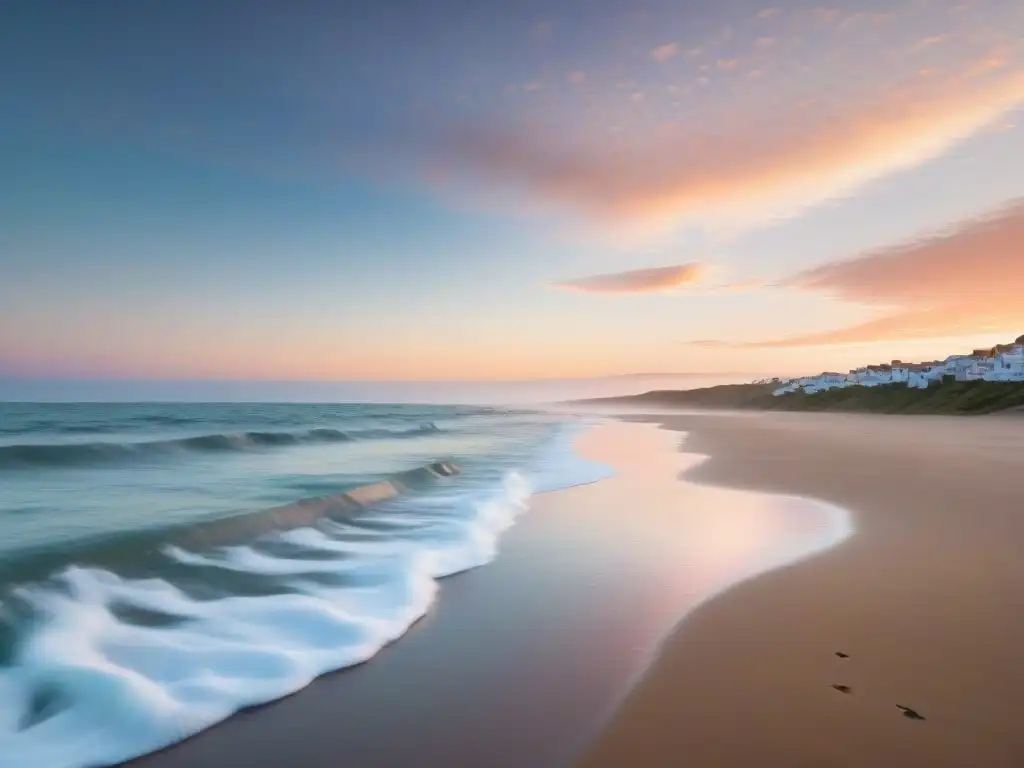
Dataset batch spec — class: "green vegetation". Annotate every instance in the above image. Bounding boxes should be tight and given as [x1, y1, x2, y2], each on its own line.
[591, 380, 1024, 415]
[590, 382, 779, 409]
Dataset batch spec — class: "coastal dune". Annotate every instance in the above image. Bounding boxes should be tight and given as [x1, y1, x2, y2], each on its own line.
[581, 411, 1024, 767]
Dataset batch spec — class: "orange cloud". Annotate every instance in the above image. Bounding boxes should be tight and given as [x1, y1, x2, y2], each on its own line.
[701, 201, 1024, 347]
[428, 63, 1024, 231]
[552, 263, 707, 294]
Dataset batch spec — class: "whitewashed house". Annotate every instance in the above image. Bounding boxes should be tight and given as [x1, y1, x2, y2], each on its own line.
[774, 372, 852, 396]
[942, 355, 973, 377]
[771, 340, 1024, 397]
[963, 357, 995, 381]
[816, 372, 850, 391]
[889, 362, 911, 384]
[984, 345, 1024, 382]
[852, 365, 893, 387]
[847, 367, 875, 386]
[944, 353, 998, 380]
[772, 379, 799, 396]
[943, 353, 990, 381]
[798, 375, 825, 394]
[908, 363, 945, 389]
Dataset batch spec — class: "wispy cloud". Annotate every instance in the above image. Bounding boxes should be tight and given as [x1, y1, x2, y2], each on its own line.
[552, 263, 707, 294]
[416, 62, 1024, 233]
[696, 201, 1024, 347]
[915, 34, 949, 50]
[650, 42, 679, 62]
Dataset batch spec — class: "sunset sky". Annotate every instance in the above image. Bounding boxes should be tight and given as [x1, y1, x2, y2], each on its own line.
[3, 0, 1024, 387]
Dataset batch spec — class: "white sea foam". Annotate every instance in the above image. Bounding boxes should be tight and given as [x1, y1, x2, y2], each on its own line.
[0, 422, 611, 768]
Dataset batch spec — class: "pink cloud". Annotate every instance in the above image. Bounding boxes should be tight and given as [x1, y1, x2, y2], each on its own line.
[552, 263, 707, 294]
[696, 201, 1024, 347]
[420, 62, 1024, 232]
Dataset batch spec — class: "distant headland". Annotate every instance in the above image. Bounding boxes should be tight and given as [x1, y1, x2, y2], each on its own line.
[581, 336, 1024, 415]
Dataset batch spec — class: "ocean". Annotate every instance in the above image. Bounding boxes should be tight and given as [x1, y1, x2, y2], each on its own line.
[0, 403, 610, 768]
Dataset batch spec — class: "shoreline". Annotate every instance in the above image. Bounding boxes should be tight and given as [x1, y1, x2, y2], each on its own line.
[573, 376, 1024, 416]
[124, 419, 845, 768]
[580, 410, 1024, 767]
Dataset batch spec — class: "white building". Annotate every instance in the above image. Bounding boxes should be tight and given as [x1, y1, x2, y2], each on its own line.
[889, 363, 911, 384]
[907, 364, 945, 389]
[772, 379, 799, 396]
[965, 360, 994, 381]
[984, 345, 1024, 382]
[815, 372, 850, 391]
[952, 350, 1005, 381]
[850, 365, 893, 387]
[774, 372, 851, 396]
[770, 341, 1024, 396]
[942, 355, 975, 377]
[798, 375, 825, 394]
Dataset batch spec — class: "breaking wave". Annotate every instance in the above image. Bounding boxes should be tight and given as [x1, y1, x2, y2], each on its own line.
[0, 420, 612, 768]
[0, 424, 444, 470]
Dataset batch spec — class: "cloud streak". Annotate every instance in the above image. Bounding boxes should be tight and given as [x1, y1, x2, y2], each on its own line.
[552, 263, 707, 294]
[700, 200, 1024, 347]
[423, 63, 1024, 232]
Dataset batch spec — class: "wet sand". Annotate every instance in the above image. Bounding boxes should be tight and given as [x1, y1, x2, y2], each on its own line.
[127, 421, 843, 768]
[581, 411, 1024, 767]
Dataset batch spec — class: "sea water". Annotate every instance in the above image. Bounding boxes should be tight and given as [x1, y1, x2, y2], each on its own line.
[0, 403, 611, 768]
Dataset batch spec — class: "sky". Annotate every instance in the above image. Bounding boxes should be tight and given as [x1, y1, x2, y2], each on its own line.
[2, 0, 1024, 394]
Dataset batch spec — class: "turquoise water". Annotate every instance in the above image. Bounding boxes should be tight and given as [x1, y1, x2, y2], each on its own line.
[0, 402, 610, 768]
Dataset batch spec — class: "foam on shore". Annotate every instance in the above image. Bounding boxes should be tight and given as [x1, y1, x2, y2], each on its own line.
[0, 422, 611, 768]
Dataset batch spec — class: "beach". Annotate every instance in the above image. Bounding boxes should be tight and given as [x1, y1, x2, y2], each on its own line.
[37, 409, 1024, 767]
[582, 410, 1024, 767]
[118, 418, 844, 768]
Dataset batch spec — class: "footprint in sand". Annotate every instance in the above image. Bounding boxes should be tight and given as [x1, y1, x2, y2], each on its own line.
[896, 705, 925, 720]
[830, 651, 925, 720]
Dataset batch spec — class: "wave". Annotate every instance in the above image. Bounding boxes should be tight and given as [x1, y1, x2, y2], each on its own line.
[0, 423, 443, 470]
[0, 468, 532, 767]
[1, 416, 205, 436]
[0, 420, 612, 768]
[0, 461, 460, 591]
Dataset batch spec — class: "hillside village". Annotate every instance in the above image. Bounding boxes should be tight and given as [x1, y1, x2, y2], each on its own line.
[774, 335, 1024, 396]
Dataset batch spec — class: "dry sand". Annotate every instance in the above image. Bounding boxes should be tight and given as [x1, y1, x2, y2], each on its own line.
[581, 411, 1024, 767]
